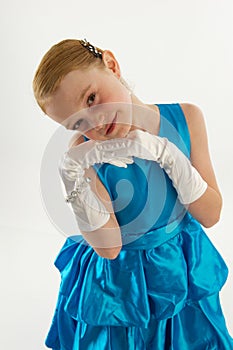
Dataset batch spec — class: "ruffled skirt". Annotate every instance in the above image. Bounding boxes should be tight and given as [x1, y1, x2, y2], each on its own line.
[45, 214, 233, 349]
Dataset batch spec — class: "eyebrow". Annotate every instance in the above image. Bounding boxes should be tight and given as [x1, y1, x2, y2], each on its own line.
[65, 83, 92, 129]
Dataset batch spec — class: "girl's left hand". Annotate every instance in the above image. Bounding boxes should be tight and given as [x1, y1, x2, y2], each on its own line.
[96, 129, 165, 162]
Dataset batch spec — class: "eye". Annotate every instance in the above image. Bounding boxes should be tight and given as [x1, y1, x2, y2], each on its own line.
[72, 119, 84, 130]
[87, 93, 96, 107]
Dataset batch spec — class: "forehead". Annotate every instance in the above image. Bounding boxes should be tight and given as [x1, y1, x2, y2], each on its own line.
[45, 68, 100, 124]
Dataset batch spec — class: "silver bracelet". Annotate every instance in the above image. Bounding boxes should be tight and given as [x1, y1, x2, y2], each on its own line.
[65, 177, 91, 203]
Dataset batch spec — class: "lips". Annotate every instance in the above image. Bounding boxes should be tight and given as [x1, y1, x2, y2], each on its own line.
[106, 114, 117, 135]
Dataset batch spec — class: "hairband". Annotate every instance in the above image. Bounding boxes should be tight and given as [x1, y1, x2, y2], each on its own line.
[80, 39, 102, 59]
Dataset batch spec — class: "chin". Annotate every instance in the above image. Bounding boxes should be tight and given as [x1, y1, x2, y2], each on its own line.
[115, 124, 131, 138]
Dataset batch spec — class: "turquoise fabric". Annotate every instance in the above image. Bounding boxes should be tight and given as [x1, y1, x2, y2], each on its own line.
[45, 103, 233, 349]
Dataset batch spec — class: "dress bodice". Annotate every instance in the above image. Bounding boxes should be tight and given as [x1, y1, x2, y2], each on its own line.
[84, 103, 192, 245]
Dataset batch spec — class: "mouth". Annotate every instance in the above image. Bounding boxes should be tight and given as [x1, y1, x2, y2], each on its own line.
[106, 113, 117, 135]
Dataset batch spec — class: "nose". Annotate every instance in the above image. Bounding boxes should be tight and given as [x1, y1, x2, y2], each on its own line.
[94, 114, 105, 131]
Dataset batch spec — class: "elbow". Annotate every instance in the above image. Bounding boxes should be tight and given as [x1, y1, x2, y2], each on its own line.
[106, 250, 121, 260]
[104, 247, 122, 260]
[202, 212, 221, 228]
[189, 191, 223, 229]
[202, 197, 223, 228]
[95, 246, 122, 260]
[82, 225, 122, 259]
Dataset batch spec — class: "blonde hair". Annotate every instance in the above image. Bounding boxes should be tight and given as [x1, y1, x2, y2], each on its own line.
[33, 39, 105, 113]
[33, 39, 131, 113]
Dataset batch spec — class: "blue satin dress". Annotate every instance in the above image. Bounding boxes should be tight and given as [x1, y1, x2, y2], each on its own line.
[45, 103, 233, 349]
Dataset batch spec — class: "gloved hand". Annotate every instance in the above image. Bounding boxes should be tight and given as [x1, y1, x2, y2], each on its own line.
[59, 140, 134, 232]
[67, 138, 134, 169]
[96, 129, 208, 205]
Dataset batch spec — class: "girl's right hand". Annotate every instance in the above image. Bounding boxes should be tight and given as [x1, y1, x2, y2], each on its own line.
[67, 139, 134, 170]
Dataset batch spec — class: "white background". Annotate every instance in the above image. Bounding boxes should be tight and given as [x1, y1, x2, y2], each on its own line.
[0, 0, 232, 349]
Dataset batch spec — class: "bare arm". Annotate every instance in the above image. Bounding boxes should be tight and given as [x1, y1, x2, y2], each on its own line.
[69, 134, 122, 259]
[180, 103, 223, 228]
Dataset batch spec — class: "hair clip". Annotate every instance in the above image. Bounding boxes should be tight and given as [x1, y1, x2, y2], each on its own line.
[80, 38, 102, 59]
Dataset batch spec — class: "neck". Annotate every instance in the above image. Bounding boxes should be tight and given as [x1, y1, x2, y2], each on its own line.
[130, 94, 160, 135]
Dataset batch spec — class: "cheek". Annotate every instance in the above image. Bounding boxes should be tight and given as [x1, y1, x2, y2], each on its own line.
[84, 130, 104, 141]
[116, 89, 131, 103]
[105, 81, 131, 103]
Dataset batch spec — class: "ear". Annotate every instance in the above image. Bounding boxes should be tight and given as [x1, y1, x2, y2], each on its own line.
[102, 50, 121, 78]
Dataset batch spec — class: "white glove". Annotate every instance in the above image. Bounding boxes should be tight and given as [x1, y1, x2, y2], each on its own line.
[67, 138, 134, 169]
[59, 140, 134, 232]
[96, 129, 208, 205]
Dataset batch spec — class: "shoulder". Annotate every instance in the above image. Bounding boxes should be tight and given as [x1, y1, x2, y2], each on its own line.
[68, 133, 85, 149]
[178, 102, 208, 157]
[179, 103, 205, 135]
[179, 102, 211, 151]
[179, 103, 208, 155]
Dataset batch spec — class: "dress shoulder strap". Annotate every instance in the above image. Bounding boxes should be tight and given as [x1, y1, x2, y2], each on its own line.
[157, 103, 191, 159]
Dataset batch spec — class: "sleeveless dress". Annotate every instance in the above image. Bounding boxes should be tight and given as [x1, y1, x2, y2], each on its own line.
[45, 103, 233, 349]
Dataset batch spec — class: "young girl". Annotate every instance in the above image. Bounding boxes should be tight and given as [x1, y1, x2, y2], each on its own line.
[33, 39, 233, 349]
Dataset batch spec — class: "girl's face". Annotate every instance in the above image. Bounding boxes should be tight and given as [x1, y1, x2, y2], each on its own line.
[45, 53, 133, 141]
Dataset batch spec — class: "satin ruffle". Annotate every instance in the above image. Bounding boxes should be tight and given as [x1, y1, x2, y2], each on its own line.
[45, 214, 233, 349]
